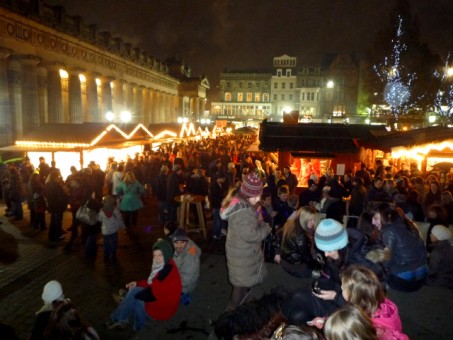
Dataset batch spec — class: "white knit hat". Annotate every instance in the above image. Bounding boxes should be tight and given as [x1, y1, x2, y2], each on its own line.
[42, 280, 64, 304]
[431, 225, 452, 241]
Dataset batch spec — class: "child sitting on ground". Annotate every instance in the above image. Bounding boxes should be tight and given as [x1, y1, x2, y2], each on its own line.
[426, 225, 453, 289]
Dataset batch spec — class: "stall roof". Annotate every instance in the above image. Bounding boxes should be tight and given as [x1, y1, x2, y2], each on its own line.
[259, 121, 387, 153]
[361, 126, 453, 152]
[0, 122, 154, 152]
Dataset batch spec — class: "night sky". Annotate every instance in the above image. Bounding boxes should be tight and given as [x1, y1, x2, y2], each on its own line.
[47, 0, 453, 99]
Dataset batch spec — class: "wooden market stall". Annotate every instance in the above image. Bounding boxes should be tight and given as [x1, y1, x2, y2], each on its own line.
[0, 122, 153, 178]
[259, 120, 388, 187]
[361, 126, 453, 175]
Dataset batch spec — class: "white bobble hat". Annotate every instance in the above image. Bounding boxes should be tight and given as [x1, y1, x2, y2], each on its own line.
[42, 280, 64, 304]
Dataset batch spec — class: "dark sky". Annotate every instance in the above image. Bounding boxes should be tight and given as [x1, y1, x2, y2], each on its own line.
[47, 0, 453, 99]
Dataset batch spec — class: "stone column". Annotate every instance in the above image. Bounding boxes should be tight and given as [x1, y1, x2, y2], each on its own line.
[112, 78, 124, 117]
[46, 62, 64, 123]
[164, 94, 171, 122]
[68, 68, 83, 123]
[8, 58, 22, 140]
[158, 92, 164, 123]
[100, 76, 113, 117]
[19, 55, 41, 134]
[135, 85, 143, 123]
[37, 65, 48, 124]
[142, 87, 150, 126]
[124, 82, 134, 111]
[0, 48, 12, 146]
[85, 72, 99, 122]
[149, 89, 157, 124]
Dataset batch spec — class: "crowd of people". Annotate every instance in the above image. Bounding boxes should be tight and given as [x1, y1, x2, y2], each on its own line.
[1, 133, 453, 338]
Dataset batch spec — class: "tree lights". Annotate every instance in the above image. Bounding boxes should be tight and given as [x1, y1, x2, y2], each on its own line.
[373, 16, 416, 128]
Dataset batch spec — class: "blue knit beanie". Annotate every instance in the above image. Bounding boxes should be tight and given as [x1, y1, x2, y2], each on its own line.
[315, 218, 348, 252]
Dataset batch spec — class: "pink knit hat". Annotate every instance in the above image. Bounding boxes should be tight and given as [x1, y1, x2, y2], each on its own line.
[240, 172, 263, 198]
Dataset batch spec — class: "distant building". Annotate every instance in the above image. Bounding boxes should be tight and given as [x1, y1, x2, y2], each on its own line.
[269, 55, 298, 120]
[210, 53, 360, 125]
[210, 70, 271, 125]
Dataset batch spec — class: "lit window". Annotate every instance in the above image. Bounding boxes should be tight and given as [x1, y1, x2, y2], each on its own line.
[246, 93, 253, 102]
[255, 93, 261, 102]
[225, 92, 232, 101]
[237, 93, 243, 102]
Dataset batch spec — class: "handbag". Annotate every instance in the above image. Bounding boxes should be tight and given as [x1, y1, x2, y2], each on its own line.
[76, 201, 98, 226]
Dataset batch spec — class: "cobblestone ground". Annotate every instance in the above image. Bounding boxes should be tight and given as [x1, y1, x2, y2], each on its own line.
[1, 198, 453, 340]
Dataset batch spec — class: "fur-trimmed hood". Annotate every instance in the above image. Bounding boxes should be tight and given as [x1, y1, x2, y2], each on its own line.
[220, 195, 251, 221]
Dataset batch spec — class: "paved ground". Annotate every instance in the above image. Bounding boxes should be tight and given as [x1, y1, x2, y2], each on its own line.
[0, 198, 452, 340]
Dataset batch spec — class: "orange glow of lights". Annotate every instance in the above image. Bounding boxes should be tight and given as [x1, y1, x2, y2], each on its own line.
[391, 140, 453, 160]
[154, 130, 177, 140]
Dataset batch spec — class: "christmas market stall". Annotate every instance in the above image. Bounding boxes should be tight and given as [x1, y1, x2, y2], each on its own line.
[362, 126, 453, 176]
[0, 122, 155, 178]
[259, 120, 388, 187]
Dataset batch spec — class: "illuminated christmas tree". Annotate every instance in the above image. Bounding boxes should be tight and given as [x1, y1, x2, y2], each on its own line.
[433, 55, 453, 126]
[373, 16, 416, 129]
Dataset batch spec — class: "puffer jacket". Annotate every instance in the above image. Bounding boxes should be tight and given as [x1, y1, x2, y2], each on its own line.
[173, 239, 201, 293]
[221, 194, 271, 287]
[380, 218, 427, 275]
[373, 298, 409, 340]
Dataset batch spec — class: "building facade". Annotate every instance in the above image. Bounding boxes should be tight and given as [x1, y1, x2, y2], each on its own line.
[210, 53, 360, 124]
[210, 70, 271, 125]
[0, 0, 208, 146]
[270, 55, 298, 119]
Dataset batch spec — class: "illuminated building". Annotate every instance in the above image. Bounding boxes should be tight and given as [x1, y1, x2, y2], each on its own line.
[0, 0, 208, 147]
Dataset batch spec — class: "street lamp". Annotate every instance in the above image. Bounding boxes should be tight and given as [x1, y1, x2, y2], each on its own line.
[120, 110, 131, 122]
[105, 111, 114, 122]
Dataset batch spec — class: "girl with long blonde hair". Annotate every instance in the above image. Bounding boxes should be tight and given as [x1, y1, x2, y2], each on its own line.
[280, 206, 320, 278]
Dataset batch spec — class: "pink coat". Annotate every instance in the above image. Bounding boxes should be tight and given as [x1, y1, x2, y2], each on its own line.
[372, 298, 409, 340]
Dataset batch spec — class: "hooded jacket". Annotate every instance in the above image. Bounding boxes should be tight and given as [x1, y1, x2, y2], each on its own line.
[373, 298, 409, 340]
[173, 239, 201, 293]
[136, 259, 182, 320]
[221, 194, 271, 287]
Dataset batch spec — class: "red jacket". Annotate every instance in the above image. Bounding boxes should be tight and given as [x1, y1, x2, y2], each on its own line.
[137, 259, 182, 320]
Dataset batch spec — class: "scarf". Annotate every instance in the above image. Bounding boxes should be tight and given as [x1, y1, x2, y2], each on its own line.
[147, 260, 165, 284]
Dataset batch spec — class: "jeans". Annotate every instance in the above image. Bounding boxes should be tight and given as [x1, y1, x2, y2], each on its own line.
[212, 208, 224, 236]
[123, 210, 138, 229]
[48, 212, 64, 241]
[103, 232, 118, 259]
[158, 201, 168, 226]
[111, 286, 149, 331]
[168, 202, 179, 223]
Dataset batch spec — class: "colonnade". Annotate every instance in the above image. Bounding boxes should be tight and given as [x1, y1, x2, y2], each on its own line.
[0, 48, 209, 146]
